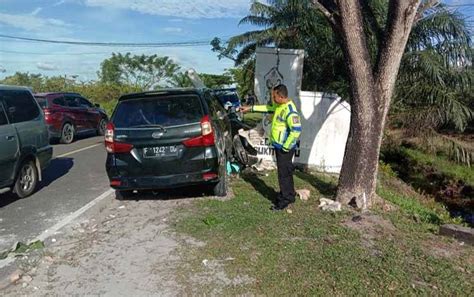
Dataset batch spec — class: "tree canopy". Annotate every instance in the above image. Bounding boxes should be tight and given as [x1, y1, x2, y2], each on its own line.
[98, 53, 182, 90]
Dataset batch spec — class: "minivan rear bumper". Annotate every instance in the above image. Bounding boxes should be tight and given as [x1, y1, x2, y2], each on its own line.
[105, 148, 220, 190]
[107, 170, 219, 190]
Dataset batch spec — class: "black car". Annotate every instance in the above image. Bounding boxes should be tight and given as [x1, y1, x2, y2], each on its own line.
[105, 89, 233, 199]
[214, 88, 241, 109]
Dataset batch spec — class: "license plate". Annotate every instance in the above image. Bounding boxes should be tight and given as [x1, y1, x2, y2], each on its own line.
[143, 146, 179, 158]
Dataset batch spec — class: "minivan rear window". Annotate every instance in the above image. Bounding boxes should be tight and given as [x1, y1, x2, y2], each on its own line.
[113, 95, 203, 128]
[0, 90, 40, 123]
[35, 96, 48, 108]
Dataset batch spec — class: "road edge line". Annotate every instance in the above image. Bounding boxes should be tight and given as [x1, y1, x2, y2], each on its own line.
[36, 188, 114, 242]
[0, 189, 114, 270]
[56, 143, 102, 158]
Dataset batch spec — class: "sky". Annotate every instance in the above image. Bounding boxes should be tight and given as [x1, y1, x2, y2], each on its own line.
[0, 0, 472, 81]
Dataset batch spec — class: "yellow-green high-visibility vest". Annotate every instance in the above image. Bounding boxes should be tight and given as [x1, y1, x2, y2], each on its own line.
[251, 100, 302, 151]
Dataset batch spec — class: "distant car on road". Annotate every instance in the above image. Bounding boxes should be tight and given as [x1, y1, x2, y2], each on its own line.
[34, 92, 108, 144]
[105, 89, 233, 199]
[0, 85, 53, 198]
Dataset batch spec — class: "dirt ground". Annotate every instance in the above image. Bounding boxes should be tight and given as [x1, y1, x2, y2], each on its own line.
[1, 191, 219, 296]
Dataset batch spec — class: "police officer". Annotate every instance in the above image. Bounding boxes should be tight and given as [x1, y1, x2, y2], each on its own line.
[241, 84, 302, 211]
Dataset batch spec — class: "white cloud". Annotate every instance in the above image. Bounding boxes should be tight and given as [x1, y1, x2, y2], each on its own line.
[82, 0, 251, 19]
[31, 7, 43, 16]
[0, 11, 70, 32]
[37, 62, 59, 71]
[53, 0, 67, 6]
[162, 27, 183, 33]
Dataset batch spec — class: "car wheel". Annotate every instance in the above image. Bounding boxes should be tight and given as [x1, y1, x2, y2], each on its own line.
[14, 160, 38, 198]
[97, 118, 107, 136]
[213, 155, 228, 197]
[60, 123, 75, 144]
[115, 190, 134, 201]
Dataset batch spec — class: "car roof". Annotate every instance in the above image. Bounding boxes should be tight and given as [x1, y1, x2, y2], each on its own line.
[34, 92, 80, 97]
[0, 84, 33, 92]
[118, 88, 207, 101]
[214, 88, 237, 92]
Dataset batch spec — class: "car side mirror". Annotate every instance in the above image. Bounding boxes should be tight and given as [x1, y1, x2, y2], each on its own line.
[95, 103, 100, 108]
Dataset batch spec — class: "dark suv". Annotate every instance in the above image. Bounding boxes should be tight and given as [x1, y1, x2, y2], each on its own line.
[34, 92, 108, 144]
[0, 85, 52, 198]
[105, 89, 233, 198]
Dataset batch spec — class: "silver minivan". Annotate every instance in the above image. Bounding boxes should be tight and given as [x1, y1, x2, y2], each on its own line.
[0, 85, 52, 198]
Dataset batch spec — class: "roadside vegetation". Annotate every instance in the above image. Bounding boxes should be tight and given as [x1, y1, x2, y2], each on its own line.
[0, 54, 236, 116]
[173, 170, 473, 295]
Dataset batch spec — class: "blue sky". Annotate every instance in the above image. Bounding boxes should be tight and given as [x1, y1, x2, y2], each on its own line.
[0, 0, 472, 81]
[0, 0, 257, 80]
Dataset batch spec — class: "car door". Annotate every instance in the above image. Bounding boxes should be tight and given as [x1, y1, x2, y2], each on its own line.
[64, 95, 86, 132]
[0, 99, 20, 187]
[78, 97, 100, 130]
[204, 91, 232, 158]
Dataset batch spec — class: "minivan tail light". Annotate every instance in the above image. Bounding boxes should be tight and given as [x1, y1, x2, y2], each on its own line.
[182, 115, 215, 147]
[105, 123, 133, 153]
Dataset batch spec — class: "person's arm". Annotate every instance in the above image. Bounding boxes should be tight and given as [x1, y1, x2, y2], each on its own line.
[283, 113, 302, 152]
[251, 104, 276, 113]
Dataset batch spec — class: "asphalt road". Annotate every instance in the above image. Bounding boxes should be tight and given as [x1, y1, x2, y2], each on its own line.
[0, 136, 110, 252]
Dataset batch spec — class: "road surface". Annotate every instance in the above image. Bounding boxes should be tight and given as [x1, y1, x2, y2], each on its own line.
[0, 136, 110, 252]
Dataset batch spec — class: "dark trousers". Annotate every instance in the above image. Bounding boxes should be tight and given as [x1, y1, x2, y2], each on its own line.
[275, 148, 296, 207]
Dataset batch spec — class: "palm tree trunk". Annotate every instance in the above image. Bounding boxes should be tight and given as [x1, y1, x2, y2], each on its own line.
[329, 0, 421, 208]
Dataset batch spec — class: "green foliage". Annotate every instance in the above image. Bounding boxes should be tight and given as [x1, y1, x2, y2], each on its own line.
[377, 187, 461, 226]
[168, 72, 193, 88]
[218, 0, 473, 134]
[98, 52, 182, 89]
[0, 240, 45, 260]
[225, 61, 255, 97]
[403, 147, 474, 186]
[174, 172, 473, 295]
[0, 72, 142, 116]
[394, 5, 473, 133]
[198, 73, 233, 89]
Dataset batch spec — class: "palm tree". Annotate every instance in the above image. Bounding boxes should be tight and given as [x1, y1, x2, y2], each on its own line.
[219, 0, 473, 163]
[217, 0, 345, 93]
[395, 5, 473, 132]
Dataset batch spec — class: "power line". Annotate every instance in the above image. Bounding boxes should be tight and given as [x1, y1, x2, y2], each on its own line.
[0, 48, 166, 56]
[0, 34, 222, 48]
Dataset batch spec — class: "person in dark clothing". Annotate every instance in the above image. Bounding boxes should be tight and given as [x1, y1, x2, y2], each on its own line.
[241, 84, 302, 211]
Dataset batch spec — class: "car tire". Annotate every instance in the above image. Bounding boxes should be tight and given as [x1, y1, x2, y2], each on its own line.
[97, 118, 107, 136]
[14, 160, 38, 198]
[60, 123, 75, 144]
[213, 155, 228, 197]
[115, 190, 133, 201]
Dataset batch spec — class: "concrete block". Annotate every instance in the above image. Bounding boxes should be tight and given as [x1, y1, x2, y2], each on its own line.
[439, 224, 474, 245]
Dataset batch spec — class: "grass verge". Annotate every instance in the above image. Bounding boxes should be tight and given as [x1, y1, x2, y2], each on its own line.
[173, 170, 473, 295]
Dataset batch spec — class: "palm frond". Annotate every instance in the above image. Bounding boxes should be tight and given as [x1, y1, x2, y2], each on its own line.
[239, 15, 272, 27]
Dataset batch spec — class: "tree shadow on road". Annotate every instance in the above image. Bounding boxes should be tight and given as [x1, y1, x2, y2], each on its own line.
[38, 158, 74, 190]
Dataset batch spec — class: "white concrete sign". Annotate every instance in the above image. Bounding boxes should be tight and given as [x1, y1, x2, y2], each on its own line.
[296, 91, 350, 173]
[253, 47, 350, 173]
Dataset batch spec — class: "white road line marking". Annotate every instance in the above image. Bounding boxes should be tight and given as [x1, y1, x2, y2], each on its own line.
[0, 189, 114, 269]
[36, 188, 114, 242]
[0, 141, 109, 269]
[56, 143, 103, 158]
